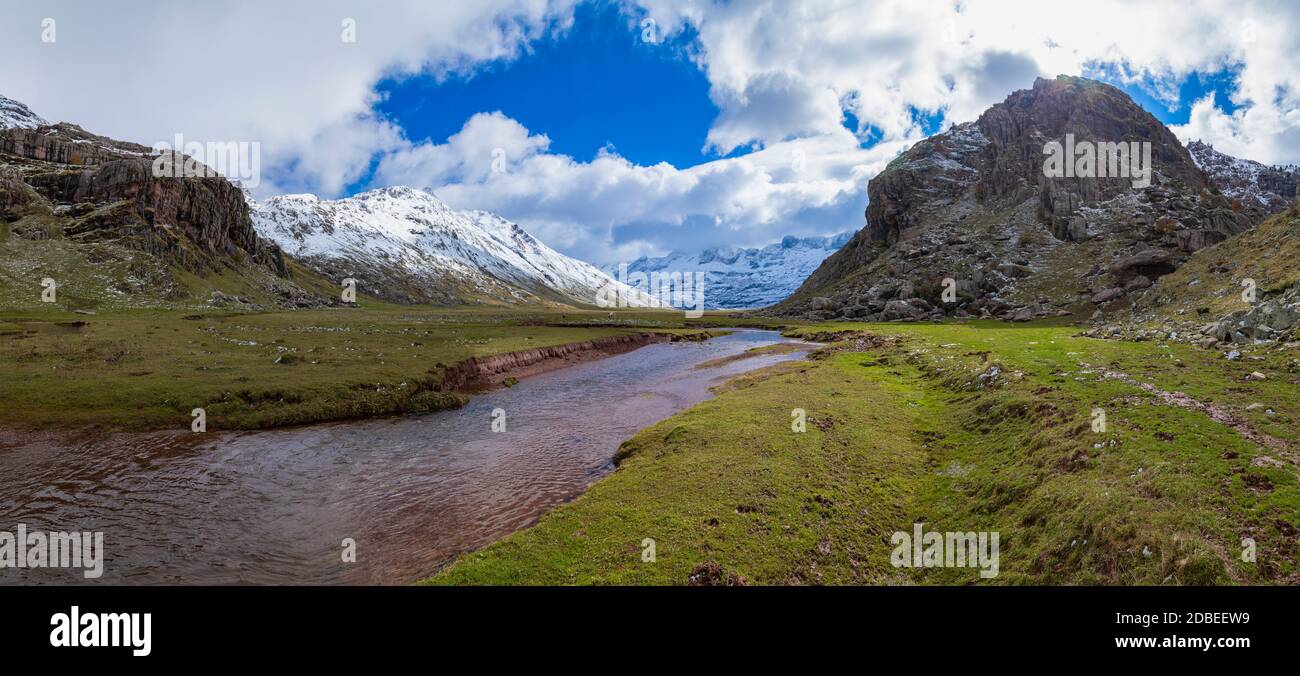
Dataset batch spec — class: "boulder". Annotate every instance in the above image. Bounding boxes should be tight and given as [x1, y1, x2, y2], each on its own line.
[1124, 275, 1152, 291]
[881, 299, 925, 321]
[1092, 288, 1125, 304]
[1109, 249, 1176, 282]
[995, 263, 1034, 278]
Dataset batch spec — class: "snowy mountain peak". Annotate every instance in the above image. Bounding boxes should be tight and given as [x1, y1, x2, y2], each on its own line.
[250, 185, 654, 308]
[605, 232, 853, 309]
[1186, 140, 1299, 213]
[0, 94, 48, 130]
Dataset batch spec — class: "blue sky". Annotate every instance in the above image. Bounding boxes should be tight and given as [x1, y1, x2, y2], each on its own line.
[357, 3, 1248, 205]
[374, 2, 717, 170]
[1091, 64, 1244, 128]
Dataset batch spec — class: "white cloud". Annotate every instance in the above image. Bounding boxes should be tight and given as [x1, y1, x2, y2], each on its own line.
[0, 0, 579, 196]
[629, 0, 1300, 159]
[375, 112, 905, 263]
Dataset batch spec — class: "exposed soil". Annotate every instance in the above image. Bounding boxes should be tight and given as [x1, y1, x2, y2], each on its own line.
[439, 332, 708, 392]
[1101, 368, 1296, 462]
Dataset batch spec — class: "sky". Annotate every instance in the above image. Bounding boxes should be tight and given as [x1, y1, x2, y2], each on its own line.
[2, 0, 1298, 265]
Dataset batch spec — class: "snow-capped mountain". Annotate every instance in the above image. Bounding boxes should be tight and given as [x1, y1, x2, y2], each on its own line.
[1187, 140, 1299, 213]
[0, 94, 48, 129]
[249, 186, 656, 308]
[604, 233, 853, 309]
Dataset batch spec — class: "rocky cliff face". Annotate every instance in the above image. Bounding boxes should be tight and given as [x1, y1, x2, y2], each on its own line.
[772, 76, 1288, 322]
[1, 121, 286, 276]
[0, 96, 327, 310]
[1102, 206, 1300, 349]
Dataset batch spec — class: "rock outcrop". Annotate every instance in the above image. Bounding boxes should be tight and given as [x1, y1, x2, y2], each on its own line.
[1, 121, 286, 276]
[1109, 206, 1300, 350]
[1187, 140, 1299, 214]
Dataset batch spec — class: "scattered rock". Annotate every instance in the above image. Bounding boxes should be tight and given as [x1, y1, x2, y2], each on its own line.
[1250, 456, 1285, 469]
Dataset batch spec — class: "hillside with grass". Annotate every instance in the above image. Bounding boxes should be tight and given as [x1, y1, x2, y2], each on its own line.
[1120, 205, 1300, 343]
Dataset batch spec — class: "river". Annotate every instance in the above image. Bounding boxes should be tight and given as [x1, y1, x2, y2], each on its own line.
[0, 329, 807, 585]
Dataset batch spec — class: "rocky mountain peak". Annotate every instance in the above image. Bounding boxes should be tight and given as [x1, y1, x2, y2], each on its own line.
[772, 76, 1288, 323]
[1186, 139, 1299, 213]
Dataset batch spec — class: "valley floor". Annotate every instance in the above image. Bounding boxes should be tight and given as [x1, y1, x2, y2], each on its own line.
[430, 321, 1300, 585]
[2, 302, 1297, 584]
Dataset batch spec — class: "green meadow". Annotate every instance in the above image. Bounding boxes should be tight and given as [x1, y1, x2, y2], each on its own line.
[431, 321, 1299, 585]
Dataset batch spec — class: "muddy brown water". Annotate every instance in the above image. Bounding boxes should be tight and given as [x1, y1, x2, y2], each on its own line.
[0, 330, 807, 585]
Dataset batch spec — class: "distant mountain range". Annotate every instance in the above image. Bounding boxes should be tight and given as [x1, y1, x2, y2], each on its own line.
[603, 233, 853, 309]
[7, 85, 1294, 320]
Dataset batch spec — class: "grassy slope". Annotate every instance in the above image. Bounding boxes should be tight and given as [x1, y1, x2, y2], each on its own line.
[0, 304, 718, 431]
[1127, 206, 1300, 324]
[432, 321, 1299, 585]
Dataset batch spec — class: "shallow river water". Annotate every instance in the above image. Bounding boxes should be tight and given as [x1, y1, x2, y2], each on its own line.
[0, 329, 806, 585]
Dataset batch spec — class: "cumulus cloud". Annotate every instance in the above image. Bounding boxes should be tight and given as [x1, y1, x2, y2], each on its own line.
[629, 0, 1300, 158]
[375, 111, 903, 263]
[0, 0, 579, 196]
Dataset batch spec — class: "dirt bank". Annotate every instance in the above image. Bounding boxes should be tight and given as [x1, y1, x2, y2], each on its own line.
[439, 331, 714, 392]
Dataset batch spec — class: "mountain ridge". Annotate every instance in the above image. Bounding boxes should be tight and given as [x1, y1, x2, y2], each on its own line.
[249, 185, 657, 308]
